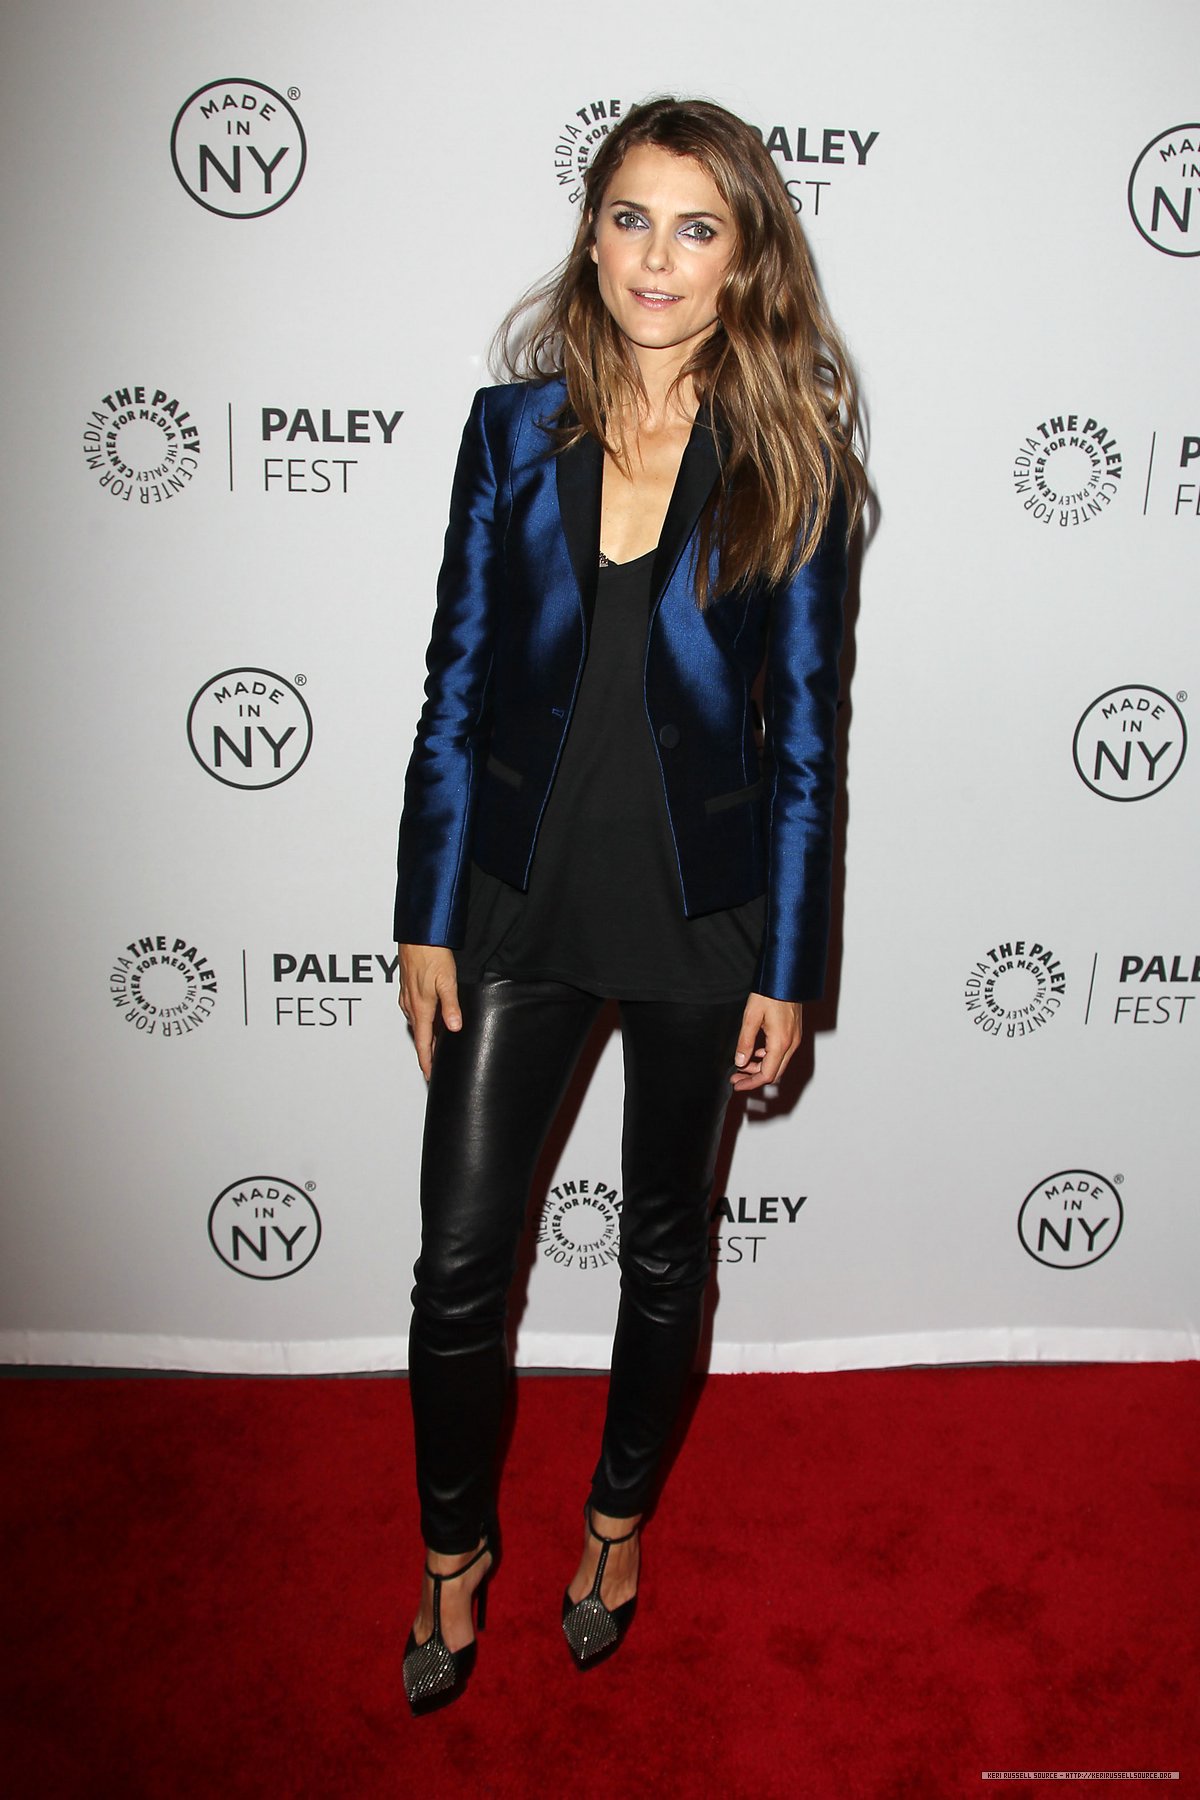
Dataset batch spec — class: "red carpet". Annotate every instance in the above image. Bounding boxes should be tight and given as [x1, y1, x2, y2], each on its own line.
[2, 1365, 1196, 1798]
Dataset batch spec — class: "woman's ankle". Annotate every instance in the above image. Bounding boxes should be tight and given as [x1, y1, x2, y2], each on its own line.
[425, 1535, 488, 1576]
[587, 1505, 642, 1538]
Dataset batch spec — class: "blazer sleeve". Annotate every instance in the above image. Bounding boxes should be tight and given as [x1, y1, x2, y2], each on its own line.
[752, 482, 849, 1003]
[393, 386, 501, 946]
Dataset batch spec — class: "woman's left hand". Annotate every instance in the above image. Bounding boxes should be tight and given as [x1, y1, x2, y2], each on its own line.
[730, 993, 803, 1091]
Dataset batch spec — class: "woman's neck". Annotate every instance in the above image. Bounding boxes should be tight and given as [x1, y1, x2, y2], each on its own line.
[625, 350, 699, 437]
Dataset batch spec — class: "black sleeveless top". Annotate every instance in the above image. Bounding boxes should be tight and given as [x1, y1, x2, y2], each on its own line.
[456, 546, 766, 1002]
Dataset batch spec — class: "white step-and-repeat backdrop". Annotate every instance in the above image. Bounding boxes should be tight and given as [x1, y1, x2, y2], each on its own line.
[2, 1, 1196, 1372]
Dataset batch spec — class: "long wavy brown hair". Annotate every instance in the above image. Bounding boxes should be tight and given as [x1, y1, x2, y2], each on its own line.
[492, 95, 867, 607]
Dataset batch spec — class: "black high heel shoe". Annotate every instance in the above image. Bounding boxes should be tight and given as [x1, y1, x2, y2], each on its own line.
[403, 1536, 492, 1714]
[561, 1505, 639, 1669]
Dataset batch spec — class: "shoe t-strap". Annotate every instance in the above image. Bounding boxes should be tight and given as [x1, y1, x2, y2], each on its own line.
[422, 1538, 490, 1583]
[584, 1506, 638, 1548]
[423, 1538, 490, 1638]
[583, 1507, 637, 1607]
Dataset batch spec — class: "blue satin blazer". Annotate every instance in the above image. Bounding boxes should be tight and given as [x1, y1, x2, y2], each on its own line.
[393, 376, 848, 1001]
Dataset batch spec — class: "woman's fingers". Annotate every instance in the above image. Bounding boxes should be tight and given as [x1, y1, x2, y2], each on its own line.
[435, 968, 462, 1042]
[399, 970, 436, 1081]
[397, 944, 461, 1082]
[733, 998, 767, 1072]
[413, 996, 438, 1083]
[730, 995, 804, 1092]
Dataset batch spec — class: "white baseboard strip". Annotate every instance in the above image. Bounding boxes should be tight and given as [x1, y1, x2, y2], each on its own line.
[1, 1326, 1196, 1376]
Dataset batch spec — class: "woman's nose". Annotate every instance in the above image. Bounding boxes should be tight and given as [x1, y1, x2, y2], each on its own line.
[642, 231, 673, 272]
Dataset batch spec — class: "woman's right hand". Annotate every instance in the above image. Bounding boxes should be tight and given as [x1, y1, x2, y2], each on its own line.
[397, 944, 462, 1082]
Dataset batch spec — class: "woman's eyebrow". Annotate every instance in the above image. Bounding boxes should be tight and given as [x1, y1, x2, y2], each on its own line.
[605, 197, 728, 221]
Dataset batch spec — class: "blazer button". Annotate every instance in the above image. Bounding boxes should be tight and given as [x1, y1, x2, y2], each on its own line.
[658, 723, 680, 749]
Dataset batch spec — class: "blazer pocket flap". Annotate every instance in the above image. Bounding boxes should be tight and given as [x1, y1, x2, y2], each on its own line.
[485, 752, 525, 789]
[704, 776, 763, 815]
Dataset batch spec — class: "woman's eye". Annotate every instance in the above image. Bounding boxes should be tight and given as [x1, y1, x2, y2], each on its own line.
[682, 221, 716, 243]
[613, 210, 646, 231]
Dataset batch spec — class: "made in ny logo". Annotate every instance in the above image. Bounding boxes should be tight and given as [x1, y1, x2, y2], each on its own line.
[171, 79, 306, 218]
[1017, 1170, 1123, 1269]
[207, 1178, 322, 1278]
[187, 668, 313, 789]
[1072, 685, 1187, 802]
[1128, 124, 1200, 257]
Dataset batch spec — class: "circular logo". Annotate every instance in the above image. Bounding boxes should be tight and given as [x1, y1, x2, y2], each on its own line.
[82, 385, 202, 504]
[1073, 685, 1187, 802]
[1018, 1171, 1123, 1269]
[537, 1179, 621, 1270]
[1011, 413, 1122, 526]
[171, 80, 306, 218]
[549, 100, 628, 205]
[1128, 125, 1200, 257]
[187, 668, 313, 789]
[109, 934, 218, 1038]
[208, 1178, 322, 1279]
[964, 940, 1067, 1039]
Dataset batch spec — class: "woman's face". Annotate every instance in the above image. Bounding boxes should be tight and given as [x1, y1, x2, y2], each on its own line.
[589, 143, 736, 365]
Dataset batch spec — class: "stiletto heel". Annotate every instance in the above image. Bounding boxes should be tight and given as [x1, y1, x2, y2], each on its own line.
[403, 1535, 492, 1714]
[561, 1503, 639, 1669]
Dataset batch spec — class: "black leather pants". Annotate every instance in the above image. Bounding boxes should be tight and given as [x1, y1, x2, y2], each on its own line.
[408, 972, 745, 1553]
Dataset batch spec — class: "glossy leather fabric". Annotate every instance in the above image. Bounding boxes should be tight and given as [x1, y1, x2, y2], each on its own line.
[408, 973, 745, 1551]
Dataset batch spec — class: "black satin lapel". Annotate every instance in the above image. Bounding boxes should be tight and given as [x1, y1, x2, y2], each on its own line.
[555, 428, 604, 636]
[649, 400, 726, 607]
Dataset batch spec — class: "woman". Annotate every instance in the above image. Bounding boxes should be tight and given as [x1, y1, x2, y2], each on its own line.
[394, 95, 865, 1711]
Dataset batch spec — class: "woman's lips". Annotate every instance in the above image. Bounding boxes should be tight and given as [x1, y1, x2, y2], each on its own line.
[631, 289, 682, 310]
